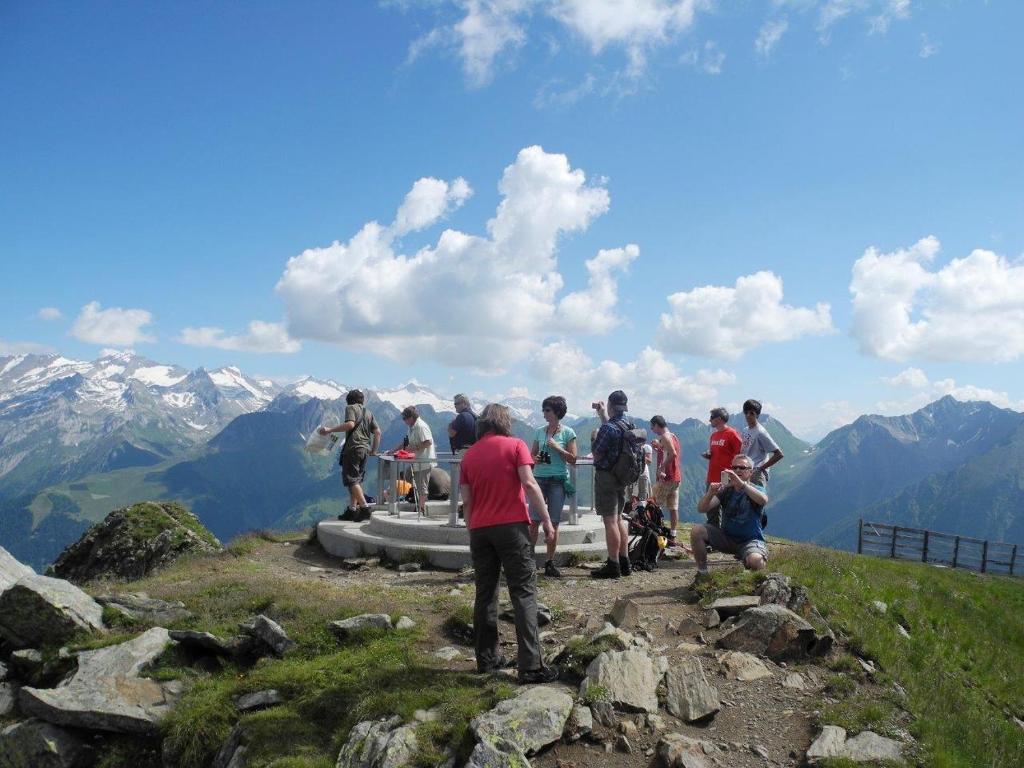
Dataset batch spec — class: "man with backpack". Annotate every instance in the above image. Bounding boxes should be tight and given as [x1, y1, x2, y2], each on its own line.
[590, 390, 647, 580]
[319, 389, 381, 522]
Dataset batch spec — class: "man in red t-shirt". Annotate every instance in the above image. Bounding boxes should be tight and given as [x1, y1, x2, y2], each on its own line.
[701, 407, 741, 527]
[460, 404, 557, 685]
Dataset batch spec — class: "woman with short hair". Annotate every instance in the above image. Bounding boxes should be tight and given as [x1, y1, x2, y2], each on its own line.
[460, 403, 558, 685]
[529, 395, 577, 578]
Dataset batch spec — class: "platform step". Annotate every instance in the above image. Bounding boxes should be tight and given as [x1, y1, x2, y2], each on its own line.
[365, 513, 602, 546]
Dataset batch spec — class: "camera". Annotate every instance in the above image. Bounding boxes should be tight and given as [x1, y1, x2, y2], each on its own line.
[591, 401, 602, 410]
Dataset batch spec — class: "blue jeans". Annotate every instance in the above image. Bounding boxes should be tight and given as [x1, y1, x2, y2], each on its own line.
[529, 476, 566, 526]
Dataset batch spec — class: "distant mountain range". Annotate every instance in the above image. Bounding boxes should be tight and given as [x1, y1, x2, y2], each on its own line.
[1, 352, 1021, 570]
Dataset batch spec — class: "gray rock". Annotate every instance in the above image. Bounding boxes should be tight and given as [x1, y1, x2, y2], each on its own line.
[708, 596, 760, 617]
[0, 546, 34, 592]
[871, 600, 888, 615]
[0, 719, 91, 768]
[718, 651, 773, 682]
[676, 617, 702, 637]
[464, 737, 530, 768]
[397, 563, 420, 573]
[616, 734, 633, 753]
[657, 733, 711, 768]
[0, 661, 7, 681]
[716, 604, 818, 660]
[609, 598, 639, 628]
[703, 609, 721, 628]
[564, 703, 592, 741]
[169, 629, 231, 656]
[751, 744, 770, 759]
[395, 616, 415, 631]
[583, 650, 662, 713]
[19, 627, 181, 733]
[842, 731, 903, 762]
[665, 657, 719, 722]
[95, 594, 191, 625]
[335, 716, 417, 768]
[330, 614, 394, 638]
[9, 649, 44, 678]
[897, 624, 911, 639]
[806, 725, 846, 762]
[211, 723, 246, 768]
[433, 647, 463, 661]
[242, 615, 294, 657]
[0, 575, 105, 649]
[0, 682, 16, 717]
[236, 689, 283, 712]
[782, 672, 806, 690]
[590, 700, 616, 727]
[471, 685, 573, 755]
[756, 573, 792, 606]
[591, 622, 633, 649]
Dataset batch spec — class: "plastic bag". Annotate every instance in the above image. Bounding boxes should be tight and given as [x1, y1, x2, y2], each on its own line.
[304, 428, 339, 454]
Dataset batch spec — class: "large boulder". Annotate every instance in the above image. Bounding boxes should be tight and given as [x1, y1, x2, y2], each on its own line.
[665, 658, 719, 722]
[657, 733, 711, 768]
[335, 716, 417, 768]
[716, 604, 820, 660]
[20, 627, 181, 733]
[0, 719, 92, 768]
[465, 737, 530, 768]
[95, 593, 191, 625]
[0, 547, 33, 592]
[48, 501, 221, 583]
[805, 726, 903, 764]
[0, 575, 104, 648]
[583, 649, 663, 713]
[471, 686, 574, 755]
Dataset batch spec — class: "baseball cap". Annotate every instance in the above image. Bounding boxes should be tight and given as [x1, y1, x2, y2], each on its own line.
[608, 390, 629, 411]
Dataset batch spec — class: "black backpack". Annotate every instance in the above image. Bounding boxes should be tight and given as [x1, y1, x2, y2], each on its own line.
[610, 420, 647, 486]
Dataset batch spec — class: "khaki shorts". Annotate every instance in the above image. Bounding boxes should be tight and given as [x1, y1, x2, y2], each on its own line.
[413, 469, 430, 506]
[703, 525, 769, 563]
[594, 469, 626, 517]
[653, 480, 679, 510]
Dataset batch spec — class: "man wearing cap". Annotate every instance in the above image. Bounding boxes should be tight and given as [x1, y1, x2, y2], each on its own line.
[448, 394, 477, 454]
[701, 407, 742, 528]
[589, 390, 635, 579]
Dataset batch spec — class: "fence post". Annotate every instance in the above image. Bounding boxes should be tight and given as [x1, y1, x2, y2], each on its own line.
[858, 519, 864, 555]
[981, 540, 989, 573]
[953, 536, 960, 569]
[1011, 545, 1018, 576]
[890, 526, 899, 559]
[922, 530, 929, 563]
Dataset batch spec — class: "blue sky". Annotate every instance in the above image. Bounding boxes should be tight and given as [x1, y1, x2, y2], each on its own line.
[2, 0, 1023, 439]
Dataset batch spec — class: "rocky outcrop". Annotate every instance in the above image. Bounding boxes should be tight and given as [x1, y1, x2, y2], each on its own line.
[471, 686, 574, 756]
[0, 574, 104, 648]
[0, 719, 92, 768]
[19, 627, 181, 733]
[582, 649, 663, 713]
[665, 657, 719, 722]
[95, 593, 191, 625]
[716, 604, 822, 660]
[48, 501, 221, 583]
[330, 614, 394, 638]
[335, 716, 418, 768]
[465, 737, 530, 768]
[0, 546, 34, 592]
[806, 726, 903, 764]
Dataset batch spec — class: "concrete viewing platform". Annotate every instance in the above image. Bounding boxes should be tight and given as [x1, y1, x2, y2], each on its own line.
[317, 502, 609, 570]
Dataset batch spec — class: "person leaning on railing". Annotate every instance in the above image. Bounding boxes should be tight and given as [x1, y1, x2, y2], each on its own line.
[459, 403, 559, 685]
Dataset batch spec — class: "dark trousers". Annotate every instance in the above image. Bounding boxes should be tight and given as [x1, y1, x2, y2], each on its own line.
[470, 522, 541, 674]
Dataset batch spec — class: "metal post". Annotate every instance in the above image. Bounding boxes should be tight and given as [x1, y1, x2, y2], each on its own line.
[981, 539, 989, 573]
[1010, 545, 1018, 576]
[387, 459, 398, 517]
[568, 463, 579, 525]
[953, 536, 960, 569]
[891, 526, 899, 559]
[922, 530, 929, 563]
[448, 456, 460, 527]
[857, 519, 863, 555]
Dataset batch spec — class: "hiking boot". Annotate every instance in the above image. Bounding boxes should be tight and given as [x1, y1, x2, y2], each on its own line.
[518, 665, 559, 685]
[338, 506, 357, 521]
[477, 654, 511, 674]
[619, 555, 633, 577]
[666, 536, 678, 549]
[692, 570, 713, 586]
[353, 505, 373, 522]
[543, 560, 562, 578]
[590, 559, 621, 579]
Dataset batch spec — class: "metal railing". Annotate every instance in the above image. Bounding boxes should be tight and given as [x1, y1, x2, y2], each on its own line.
[858, 519, 1019, 576]
[375, 453, 596, 526]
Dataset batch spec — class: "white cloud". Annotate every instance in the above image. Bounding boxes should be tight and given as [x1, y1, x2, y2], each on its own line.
[277, 146, 619, 370]
[817, 0, 910, 40]
[656, 271, 833, 360]
[680, 39, 725, 75]
[0, 339, 54, 356]
[70, 301, 156, 347]
[179, 321, 301, 354]
[850, 236, 1024, 362]
[37, 307, 63, 321]
[868, 0, 910, 34]
[918, 32, 938, 58]
[393, 177, 472, 236]
[879, 367, 1024, 412]
[530, 342, 735, 420]
[557, 244, 639, 333]
[755, 19, 789, 58]
[454, 0, 529, 87]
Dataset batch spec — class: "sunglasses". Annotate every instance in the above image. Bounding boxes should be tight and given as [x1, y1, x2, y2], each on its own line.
[730, 465, 753, 471]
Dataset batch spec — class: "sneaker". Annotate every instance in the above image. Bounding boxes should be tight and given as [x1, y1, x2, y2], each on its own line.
[590, 559, 621, 579]
[338, 506, 357, 521]
[518, 665, 560, 685]
[477, 654, 511, 674]
[619, 555, 633, 577]
[543, 560, 562, 578]
[353, 505, 373, 523]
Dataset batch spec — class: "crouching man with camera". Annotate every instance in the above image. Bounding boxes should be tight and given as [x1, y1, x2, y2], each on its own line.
[691, 454, 769, 582]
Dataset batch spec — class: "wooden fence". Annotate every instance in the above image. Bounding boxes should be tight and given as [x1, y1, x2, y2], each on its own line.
[858, 520, 1019, 576]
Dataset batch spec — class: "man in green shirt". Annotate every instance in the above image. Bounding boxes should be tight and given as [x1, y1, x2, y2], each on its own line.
[319, 389, 381, 521]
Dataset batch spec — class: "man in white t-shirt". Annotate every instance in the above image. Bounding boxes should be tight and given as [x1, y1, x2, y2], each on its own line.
[393, 405, 436, 515]
[740, 399, 784, 486]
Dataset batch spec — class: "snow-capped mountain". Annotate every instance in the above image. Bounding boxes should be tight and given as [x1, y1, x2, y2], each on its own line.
[0, 351, 280, 498]
[373, 380, 458, 415]
[280, 376, 347, 402]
